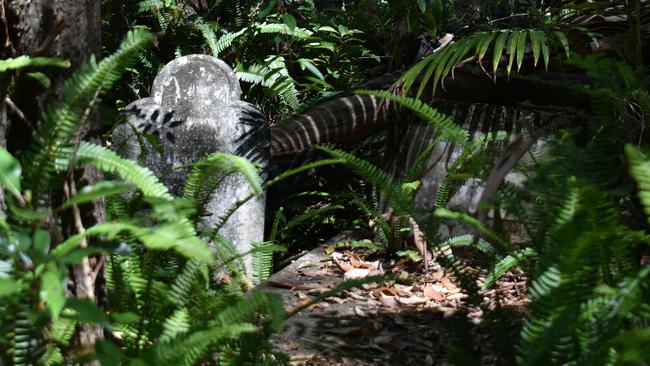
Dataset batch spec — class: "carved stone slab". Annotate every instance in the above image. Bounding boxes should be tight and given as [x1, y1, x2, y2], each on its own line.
[113, 55, 268, 277]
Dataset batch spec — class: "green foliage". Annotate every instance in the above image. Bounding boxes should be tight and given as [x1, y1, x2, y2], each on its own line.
[0, 56, 70, 72]
[399, 28, 571, 98]
[0, 29, 286, 365]
[26, 29, 154, 200]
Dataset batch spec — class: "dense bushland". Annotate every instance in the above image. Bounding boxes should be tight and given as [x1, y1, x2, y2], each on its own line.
[0, 0, 649, 365]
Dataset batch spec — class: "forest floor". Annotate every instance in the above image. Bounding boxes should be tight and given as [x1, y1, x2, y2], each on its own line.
[256, 232, 530, 366]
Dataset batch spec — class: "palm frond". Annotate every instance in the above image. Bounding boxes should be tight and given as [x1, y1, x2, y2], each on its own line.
[399, 29, 570, 98]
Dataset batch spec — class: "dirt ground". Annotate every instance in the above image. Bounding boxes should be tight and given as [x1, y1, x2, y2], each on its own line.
[256, 232, 529, 366]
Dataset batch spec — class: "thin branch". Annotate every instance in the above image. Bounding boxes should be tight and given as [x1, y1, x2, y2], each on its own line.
[63, 178, 96, 301]
[0, 0, 14, 55]
[32, 19, 68, 57]
[5, 96, 33, 130]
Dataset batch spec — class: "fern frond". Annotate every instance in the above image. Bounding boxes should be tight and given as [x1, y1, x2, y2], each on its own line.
[251, 242, 275, 285]
[154, 323, 256, 365]
[625, 144, 650, 222]
[236, 57, 301, 114]
[0, 56, 70, 72]
[434, 208, 511, 251]
[52, 220, 214, 264]
[57, 142, 171, 200]
[199, 152, 262, 195]
[355, 89, 469, 144]
[212, 290, 285, 332]
[482, 247, 537, 290]
[317, 146, 411, 213]
[194, 20, 220, 57]
[433, 132, 508, 209]
[26, 30, 153, 199]
[182, 152, 262, 217]
[439, 234, 497, 256]
[159, 308, 190, 342]
[212, 28, 248, 57]
[256, 22, 313, 39]
[169, 260, 203, 306]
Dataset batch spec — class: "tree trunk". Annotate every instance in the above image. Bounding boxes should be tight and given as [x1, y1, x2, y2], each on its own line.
[6, 0, 105, 351]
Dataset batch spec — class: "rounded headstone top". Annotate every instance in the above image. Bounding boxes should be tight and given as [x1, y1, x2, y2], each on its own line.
[151, 54, 242, 119]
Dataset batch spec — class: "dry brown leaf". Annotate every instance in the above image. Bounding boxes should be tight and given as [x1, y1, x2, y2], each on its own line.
[331, 252, 354, 272]
[267, 280, 294, 289]
[296, 269, 330, 278]
[447, 292, 468, 300]
[297, 260, 316, 269]
[423, 284, 445, 301]
[430, 271, 445, 282]
[429, 283, 449, 294]
[397, 295, 428, 305]
[380, 295, 398, 308]
[290, 353, 316, 362]
[440, 277, 457, 290]
[374, 335, 393, 345]
[354, 305, 366, 317]
[344, 268, 384, 280]
[326, 296, 346, 304]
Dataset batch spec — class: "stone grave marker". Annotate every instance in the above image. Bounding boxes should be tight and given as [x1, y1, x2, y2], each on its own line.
[112, 54, 268, 277]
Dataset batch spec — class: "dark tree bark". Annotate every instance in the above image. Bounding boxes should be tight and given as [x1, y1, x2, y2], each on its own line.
[5, 0, 105, 350]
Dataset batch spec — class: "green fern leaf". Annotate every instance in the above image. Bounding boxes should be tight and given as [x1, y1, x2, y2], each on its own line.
[160, 308, 190, 342]
[625, 145, 650, 222]
[355, 89, 469, 144]
[26, 29, 153, 199]
[0, 56, 70, 72]
[483, 247, 537, 290]
[58, 142, 171, 200]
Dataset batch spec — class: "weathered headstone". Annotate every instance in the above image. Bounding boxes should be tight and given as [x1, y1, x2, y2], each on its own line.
[112, 55, 268, 277]
[392, 102, 539, 244]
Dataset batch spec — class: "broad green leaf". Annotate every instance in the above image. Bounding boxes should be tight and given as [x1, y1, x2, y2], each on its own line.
[139, 222, 214, 263]
[96, 341, 124, 366]
[58, 181, 130, 210]
[60, 247, 105, 265]
[476, 32, 497, 64]
[41, 267, 66, 319]
[492, 31, 510, 75]
[33, 229, 51, 256]
[282, 14, 297, 31]
[516, 30, 527, 71]
[317, 26, 338, 33]
[540, 32, 550, 70]
[0, 278, 21, 297]
[506, 31, 519, 77]
[417, 0, 427, 13]
[7, 199, 49, 221]
[529, 30, 543, 67]
[0, 56, 70, 72]
[299, 59, 325, 80]
[0, 148, 22, 199]
[111, 311, 139, 323]
[554, 31, 571, 58]
[64, 298, 109, 324]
